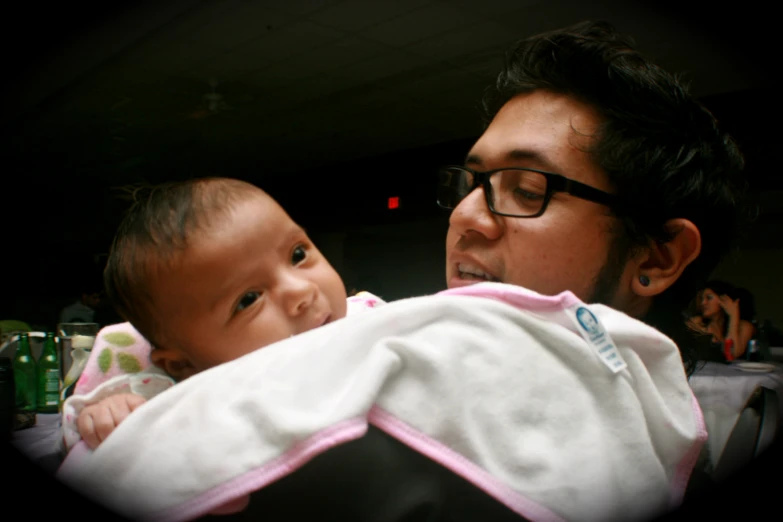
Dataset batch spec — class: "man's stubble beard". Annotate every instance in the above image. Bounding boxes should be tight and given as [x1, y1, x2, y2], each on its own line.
[586, 227, 636, 308]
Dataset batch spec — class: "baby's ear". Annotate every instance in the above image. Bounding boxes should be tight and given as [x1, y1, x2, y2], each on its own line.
[150, 348, 196, 381]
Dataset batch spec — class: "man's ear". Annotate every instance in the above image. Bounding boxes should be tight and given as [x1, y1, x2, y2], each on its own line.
[632, 218, 701, 297]
[150, 347, 197, 381]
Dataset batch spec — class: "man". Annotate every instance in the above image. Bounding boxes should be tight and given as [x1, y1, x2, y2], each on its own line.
[54, 21, 747, 522]
[59, 278, 103, 324]
[443, 21, 744, 375]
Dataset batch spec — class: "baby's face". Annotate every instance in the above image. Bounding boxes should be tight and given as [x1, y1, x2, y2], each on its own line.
[149, 193, 347, 378]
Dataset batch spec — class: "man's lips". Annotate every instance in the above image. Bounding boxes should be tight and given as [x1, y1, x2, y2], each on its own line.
[449, 255, 500, 282]
[456, 262, 500, 282]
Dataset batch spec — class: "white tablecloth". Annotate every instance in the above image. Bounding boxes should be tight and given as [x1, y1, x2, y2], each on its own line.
[11, 413, 63, 474]
[689, 360, 783, 467]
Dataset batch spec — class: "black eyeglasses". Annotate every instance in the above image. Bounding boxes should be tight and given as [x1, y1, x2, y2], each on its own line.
[436, 166, 623, 218]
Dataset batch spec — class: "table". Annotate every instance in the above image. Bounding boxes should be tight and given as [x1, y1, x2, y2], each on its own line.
[689, 360, 783, 467]
[690, 361, 783, 413]
[11, 413, 64, 474]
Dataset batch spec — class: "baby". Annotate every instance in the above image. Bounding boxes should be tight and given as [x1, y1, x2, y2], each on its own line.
[62, 177, 383, 450]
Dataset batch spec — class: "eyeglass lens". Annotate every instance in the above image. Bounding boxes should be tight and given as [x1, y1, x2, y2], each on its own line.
[437, 167, 548, 217]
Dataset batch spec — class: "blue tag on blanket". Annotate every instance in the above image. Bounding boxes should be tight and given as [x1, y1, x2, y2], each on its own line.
[568, 305, 627, 373]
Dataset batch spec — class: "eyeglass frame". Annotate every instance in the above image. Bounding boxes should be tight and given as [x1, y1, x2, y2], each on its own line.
[436, 165, 625, 218]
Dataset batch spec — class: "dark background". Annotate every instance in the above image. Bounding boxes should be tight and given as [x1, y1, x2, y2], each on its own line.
[1, 1, 781, 518]
[0, 0, 779, 329]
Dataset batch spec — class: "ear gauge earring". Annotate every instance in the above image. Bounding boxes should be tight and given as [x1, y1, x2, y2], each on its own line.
[639, 275, 651, 287]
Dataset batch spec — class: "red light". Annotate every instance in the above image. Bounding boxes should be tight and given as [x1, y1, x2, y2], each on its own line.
[388, 197, 399, 209]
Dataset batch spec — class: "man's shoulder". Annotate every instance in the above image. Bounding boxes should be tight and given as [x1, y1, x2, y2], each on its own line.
[60, 301, 95, 323]
[232, 425, 528, 522]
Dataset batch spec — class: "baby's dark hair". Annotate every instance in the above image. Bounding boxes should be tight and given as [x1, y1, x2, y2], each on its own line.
[104, 177, 262, 348]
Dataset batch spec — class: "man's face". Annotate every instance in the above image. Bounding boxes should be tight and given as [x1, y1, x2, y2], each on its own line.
[83, 292, 101, 309]
[445, 90, 634, 306]
[150, 193, 347, 378]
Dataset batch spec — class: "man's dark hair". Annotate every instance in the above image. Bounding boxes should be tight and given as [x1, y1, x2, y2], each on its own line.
[79, 272, 104, 297]
[482, 20, 749, 372]
[103, 177, 259, 348]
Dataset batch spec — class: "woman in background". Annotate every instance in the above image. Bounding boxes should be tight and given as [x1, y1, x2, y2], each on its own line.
[687, 279, 756, 361]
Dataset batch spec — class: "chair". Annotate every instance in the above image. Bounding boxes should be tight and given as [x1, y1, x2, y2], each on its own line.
[711, 386, 781, 483]
[0, 319, 31, 336]
[755, 386, 780, 455]
[0, 331, 47, 359]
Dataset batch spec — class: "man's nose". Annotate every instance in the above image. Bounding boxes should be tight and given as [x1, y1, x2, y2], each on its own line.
[448, 186, 502, 240]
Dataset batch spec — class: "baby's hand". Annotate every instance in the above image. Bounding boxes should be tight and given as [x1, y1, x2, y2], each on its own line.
[76, 393, 147, 449]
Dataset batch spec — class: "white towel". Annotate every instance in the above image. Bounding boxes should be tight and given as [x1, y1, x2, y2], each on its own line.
[57, 282, 706, 522]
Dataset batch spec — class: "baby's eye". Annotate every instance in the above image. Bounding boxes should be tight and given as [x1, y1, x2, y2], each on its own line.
[236, 291, 261, 312]
[291, 245, 307, 265]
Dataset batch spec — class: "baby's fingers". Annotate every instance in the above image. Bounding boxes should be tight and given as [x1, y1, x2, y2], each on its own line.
[124, 393, 147, 412]
[77, 408, 114, 449]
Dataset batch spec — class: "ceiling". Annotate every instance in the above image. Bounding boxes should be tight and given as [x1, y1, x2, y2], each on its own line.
[0, 0, 778, 245]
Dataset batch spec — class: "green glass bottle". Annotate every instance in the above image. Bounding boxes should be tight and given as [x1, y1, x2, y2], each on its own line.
[36, 332, 60, 413]
[12, 333, 37, 412]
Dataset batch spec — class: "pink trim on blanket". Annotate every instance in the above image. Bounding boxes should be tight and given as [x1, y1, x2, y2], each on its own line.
[668, 392, 709, 507]
[439, 283, 581, 311]
[158, 405, 568, 522]
[58, 439, 92, 476]
[368, 406, 567, 522]
[155, 418, 369, 522]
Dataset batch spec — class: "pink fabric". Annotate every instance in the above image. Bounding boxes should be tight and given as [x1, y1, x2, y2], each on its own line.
[668, 393, 708, 506]
[74, 322, 155, 396]
[58, 440, 92, 476]
[62, 287, 699, 521]
[60, 437, 253, 517]
[157, 407, 567, 522]
[438, 284, 581, 311]
[368, 407, 567, 522]
[154, 418, 369, 522]
[206, 495, 250, 516]
[65, 395, 701, 522]
[73, 295, 380, 398]
[348, 292, 383, 309]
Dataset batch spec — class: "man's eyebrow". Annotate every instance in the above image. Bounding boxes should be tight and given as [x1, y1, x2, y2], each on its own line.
[464, 149, 562, 173]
